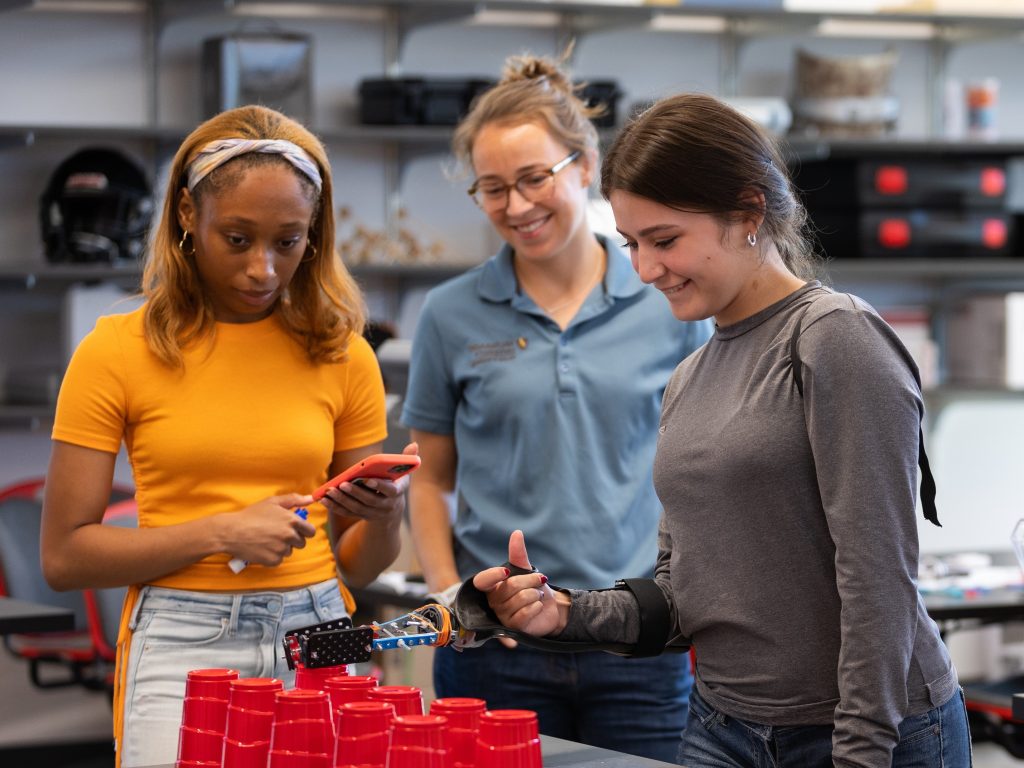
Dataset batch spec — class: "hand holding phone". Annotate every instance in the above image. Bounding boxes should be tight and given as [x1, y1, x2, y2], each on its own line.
[312, 453, 421, 501]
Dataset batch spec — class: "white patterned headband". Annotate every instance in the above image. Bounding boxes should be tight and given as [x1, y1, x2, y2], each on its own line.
[186, 138, 323, 193]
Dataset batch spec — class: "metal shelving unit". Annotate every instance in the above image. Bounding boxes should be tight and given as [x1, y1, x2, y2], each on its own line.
[0, 262, 143, 290]
[824, 259, 1024, 285]
[0, 263, 144, 428]
[4, 1, 1024, 429]
[0, 403, 55, 431]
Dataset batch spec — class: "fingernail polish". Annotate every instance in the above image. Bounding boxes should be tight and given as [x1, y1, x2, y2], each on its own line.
[502, 568, 510, 577]
[539, 575, 548, 584]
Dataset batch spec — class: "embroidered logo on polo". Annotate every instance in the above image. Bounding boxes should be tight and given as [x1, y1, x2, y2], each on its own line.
[468, 339, 525, 367]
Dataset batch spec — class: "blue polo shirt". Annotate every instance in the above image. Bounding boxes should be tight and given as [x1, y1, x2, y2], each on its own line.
[401, 236, 712, 588]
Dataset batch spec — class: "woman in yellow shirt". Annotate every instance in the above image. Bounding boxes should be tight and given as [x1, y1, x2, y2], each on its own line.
[40, 105, 415, 768]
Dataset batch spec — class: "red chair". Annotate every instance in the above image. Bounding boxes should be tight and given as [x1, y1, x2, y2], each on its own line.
[0, 478, 133, 692]
[962, 675, 1024, 758]
[83, 499, 137, 669]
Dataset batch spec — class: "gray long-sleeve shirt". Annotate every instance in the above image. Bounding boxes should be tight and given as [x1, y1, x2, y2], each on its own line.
[561, 282, 957, 767]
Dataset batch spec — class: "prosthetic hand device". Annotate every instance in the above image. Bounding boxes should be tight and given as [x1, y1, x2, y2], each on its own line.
[282, 603, 455, 669]
[282, 563, 686, 669]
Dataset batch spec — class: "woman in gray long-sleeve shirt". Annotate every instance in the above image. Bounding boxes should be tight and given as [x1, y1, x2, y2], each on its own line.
[470, 93, 971, 768]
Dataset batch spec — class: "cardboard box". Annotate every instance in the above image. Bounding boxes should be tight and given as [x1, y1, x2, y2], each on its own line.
[882, 307, 938, 390]
[946, 293, 1024, 389]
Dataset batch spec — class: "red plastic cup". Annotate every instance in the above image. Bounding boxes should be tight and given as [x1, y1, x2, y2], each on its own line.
[184, 667, 240, 700]
[177, 724, 226, 764]
[333, 700, 395, 768]
[429, 698, 486, 728]
[228, 677, 284, 711]
[224, 677, 283, 746]
[221, 736, 271, 768]
[366, 685, 424, 716]
[274, 688, 334, 723]
[474, 710, 542, 768]
[224, 706, 274, 744]
[270, 688, 335, 762]
[180, 695, 230, 733]
[386, 714, 447, 768]
[294, 662, 349, 691]
[270, 718, 334, 755]
[430, 698, 486, 768]
[326, 674, 379, 711]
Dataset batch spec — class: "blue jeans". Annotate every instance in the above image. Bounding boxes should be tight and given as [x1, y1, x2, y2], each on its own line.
[434, 642, 692, 763]
[679, 687, 973, 767]
[120, 579, 348, 768]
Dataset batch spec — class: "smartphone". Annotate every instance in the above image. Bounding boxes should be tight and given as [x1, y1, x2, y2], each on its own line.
[312, 453, 421, 501]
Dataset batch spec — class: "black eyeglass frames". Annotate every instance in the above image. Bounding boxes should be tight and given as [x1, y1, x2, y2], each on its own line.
[467, 151, 582, 211]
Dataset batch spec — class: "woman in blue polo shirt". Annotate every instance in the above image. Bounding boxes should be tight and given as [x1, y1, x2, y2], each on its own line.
[401, 50, 711, 762]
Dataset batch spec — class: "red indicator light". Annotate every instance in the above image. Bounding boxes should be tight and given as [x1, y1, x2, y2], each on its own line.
[982, 218, 1007, 249]
[979, 167, 1006, 197]
[875, 166, 908, 196]
[878, 218, 911, 249]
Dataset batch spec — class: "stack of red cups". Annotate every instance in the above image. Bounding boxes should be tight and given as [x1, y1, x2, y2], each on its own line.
[385, 714, 448, 768]
[176, 668, 239, 768]
[220, 677, 283, 768]
[325, 674, 379, 712]
[333, 700, 395, 768]
[430, 697, 487, 768]
[474, 709, 542, 768]
[267, 688, 335, 767]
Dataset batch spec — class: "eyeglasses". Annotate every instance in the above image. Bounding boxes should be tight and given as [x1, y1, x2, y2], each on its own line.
[468, 151, 581, 211]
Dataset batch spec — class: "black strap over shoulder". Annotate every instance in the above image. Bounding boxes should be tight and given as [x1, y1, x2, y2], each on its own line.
[790, 307, 809, 397]
[789, 304, 940, 527]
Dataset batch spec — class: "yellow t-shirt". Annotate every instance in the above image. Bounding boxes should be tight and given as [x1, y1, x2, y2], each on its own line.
[52, 306, 387, 592]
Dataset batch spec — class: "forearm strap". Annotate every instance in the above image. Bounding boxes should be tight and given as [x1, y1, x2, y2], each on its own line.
[612, 578, 673, 658]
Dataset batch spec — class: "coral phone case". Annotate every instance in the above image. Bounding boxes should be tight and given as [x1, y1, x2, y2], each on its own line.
[312, 453, 421, 500]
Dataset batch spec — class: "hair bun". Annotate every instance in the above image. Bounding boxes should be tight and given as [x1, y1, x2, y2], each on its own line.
[501, 52, 572, 92]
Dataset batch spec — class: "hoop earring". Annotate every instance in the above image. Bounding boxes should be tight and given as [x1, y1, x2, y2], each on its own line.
[747, 232, 757, 248]
[179, 230, 195, 256]
[302, 242, 317, 263]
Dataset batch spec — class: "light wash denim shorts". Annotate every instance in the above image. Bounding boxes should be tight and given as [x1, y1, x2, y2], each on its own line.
[120, 579, 348, 768]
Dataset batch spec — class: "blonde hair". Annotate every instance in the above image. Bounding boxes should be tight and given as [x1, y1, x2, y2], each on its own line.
[452, 47, 604, 176]
[143, 105, 365, 367]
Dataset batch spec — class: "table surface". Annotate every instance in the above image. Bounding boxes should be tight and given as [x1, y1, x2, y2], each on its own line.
[541, 735, 680, 766]
[139, 734, 679, 768]
[0, 596, 76, 634]
[923, 587, 1024, 623]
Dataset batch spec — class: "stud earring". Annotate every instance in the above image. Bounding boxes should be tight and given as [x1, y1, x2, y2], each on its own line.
[179, 230, 195, 256]
[747, 232, 757, 248]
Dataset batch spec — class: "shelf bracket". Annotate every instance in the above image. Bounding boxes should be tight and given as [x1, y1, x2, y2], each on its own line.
[719, 17, 741, 99]
[144, 1, 162, 128]
[382, 4, 479, 77]
[926, 26, 953, 139]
